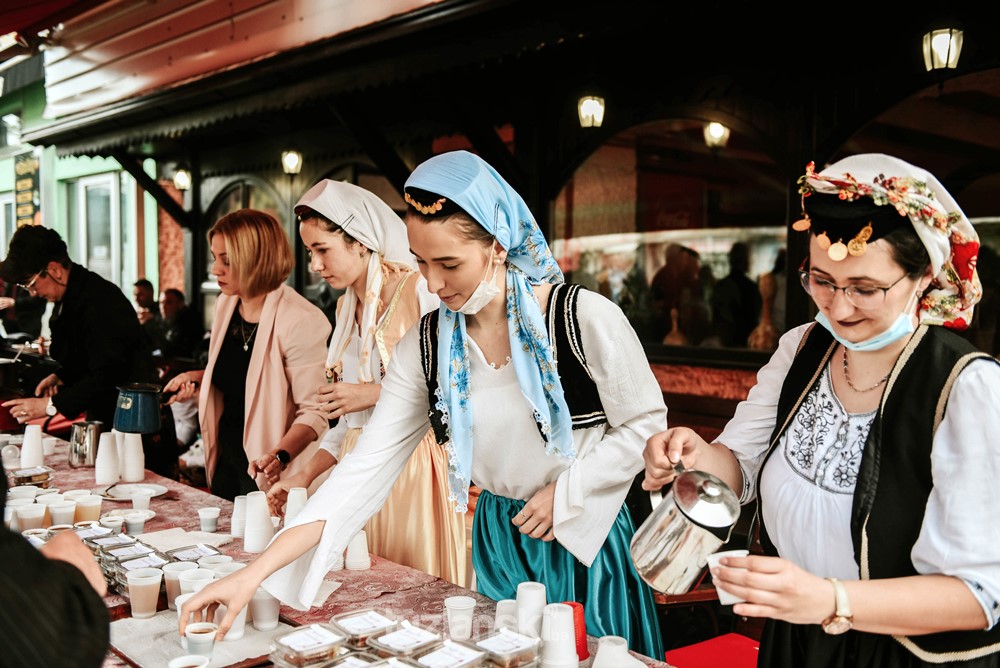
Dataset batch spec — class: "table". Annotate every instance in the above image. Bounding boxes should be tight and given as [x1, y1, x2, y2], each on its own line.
[38, 437, 670, 667]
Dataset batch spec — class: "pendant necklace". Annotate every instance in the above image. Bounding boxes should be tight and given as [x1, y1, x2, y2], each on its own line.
[240, 317, 259, 352]
[842, 348, 889, 393]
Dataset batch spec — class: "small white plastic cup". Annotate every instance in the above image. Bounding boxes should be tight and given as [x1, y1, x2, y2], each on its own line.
[131, 487, 154, 511]
[178, 568, 216, 595]
[100, 516, 124, 534]
[494, 598, 518, 630]
[126, 567, 163, 619]
[250, 587, 280, 631]
[48, 501, 76, 526]
[184, 622, 218, 658]
[16, 504, 46, 531]
[444, 595, 477, 640]
[197, 507, 220, 532]
[344, 530, 371, 570]
[123, 511, 147, 535]
[706, 549, 751, 605]
[163, 561, 200, 610]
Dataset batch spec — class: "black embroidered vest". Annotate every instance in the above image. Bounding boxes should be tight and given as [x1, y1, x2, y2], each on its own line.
[757, 323, 1000, 660]
[418, 283, 607, 446]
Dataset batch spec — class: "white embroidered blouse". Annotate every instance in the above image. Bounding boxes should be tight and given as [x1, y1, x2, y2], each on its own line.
[718, 323, 1000, 629]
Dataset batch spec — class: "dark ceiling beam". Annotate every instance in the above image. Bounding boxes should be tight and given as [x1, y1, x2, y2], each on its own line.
[110, 150, 194, 230]
[328, 99, 412, 193]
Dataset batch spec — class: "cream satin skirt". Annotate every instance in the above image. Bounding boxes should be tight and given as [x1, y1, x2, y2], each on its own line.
[340, 427, 469, 588]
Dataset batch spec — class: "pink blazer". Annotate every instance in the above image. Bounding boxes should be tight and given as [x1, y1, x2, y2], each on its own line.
[198, 284, 331, 487]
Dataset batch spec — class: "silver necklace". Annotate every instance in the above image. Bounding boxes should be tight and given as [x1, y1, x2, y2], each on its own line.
[842, 348, 889, 393]
[240, 318, 259, 352]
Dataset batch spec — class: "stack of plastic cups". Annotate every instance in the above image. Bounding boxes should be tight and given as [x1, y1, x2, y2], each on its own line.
[20, 425, 44, 468]
[516, 581, 547, 639]
[540, 603, 579, 668]
[94, 432, 120, 486]
[230, 495, 247, 538]
[561, 601, 590, 666]
[242, 491, 273, 553]
[121, 433, 145, 482]
[344, 530, 371, 570]
[284, 487, 308, 523]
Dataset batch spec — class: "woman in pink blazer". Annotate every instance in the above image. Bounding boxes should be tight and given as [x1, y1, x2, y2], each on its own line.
[165, 209, 331, 500]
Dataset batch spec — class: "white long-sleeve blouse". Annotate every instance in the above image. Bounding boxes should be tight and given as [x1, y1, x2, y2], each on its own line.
[263, 289, 667, 610]
[717, 323, 1000, 629]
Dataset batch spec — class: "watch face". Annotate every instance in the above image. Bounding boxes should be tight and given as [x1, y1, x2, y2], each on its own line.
[276, 450, 290, 465]
[823, 616, 852, 635]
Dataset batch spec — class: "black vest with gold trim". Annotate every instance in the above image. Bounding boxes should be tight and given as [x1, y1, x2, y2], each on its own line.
[757, 323, 999, 661]
[418, 283, 607, 446]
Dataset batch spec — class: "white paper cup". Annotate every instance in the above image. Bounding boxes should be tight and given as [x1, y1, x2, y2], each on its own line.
[184, 622, 218, 658]
[74, 495, 103, 523]
[211, 562, 247, 578]
[494, 598, 518, 630]
[126, 567, 163, 619]
[197, 554, 233, 569]
[197, 507, 220, 532]
[516, 581, 547, 638]
[284, 487, 308, 522]
[213, 601, 249, 641]
[178, 568, 216, 595]
[48, 501, 76, 526]
[706, 549, 750, 605]
[250, 587, 280, 631]
[100, 516, 124, 534]
[63, 489, 93, 502]
[444, 595, 477, 640]
[16, 504, 46, 531]
[344, 530, 371, 570]
[163, 561, 200, 610]
[8, 486, 39, 500]
[176, 591, 198, 648]
[168, 656, 209, 668]
[131, 487, 154, 511]
[123, 511, 147, 535]
[540, 603, 577, 664]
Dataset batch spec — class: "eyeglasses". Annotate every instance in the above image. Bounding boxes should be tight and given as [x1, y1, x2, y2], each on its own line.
[799, 269, 908, 310]
[17, 269, 46, 295]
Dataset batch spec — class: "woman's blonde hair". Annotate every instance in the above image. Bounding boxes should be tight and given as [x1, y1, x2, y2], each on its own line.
[208, 209, 294, 298]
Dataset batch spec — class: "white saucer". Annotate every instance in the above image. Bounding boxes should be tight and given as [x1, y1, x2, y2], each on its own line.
[101, 508, 156, 521]
[94, 483, 169, 501]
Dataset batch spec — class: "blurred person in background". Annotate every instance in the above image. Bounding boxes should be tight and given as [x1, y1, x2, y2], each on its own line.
[0, 225, 178, 477]
[164, 209, 330, 501]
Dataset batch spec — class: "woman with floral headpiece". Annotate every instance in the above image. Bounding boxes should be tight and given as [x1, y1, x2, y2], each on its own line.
[180, 151, 666, 658]
[644, 154, 1000, 667]
[264, 179, 467, 587]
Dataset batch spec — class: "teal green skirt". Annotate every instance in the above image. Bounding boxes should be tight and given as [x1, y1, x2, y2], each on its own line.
[472, 489, 664, 659]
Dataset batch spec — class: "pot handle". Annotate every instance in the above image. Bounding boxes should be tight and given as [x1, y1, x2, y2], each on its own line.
[649, 459, 686, 510]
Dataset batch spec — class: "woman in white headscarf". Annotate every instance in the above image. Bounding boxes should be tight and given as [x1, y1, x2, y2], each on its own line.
[644, 154, 1000, 667]
[265, 179, 467, 587]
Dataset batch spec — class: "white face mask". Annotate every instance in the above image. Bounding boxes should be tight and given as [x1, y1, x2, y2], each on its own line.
[457, 245, 503, 315]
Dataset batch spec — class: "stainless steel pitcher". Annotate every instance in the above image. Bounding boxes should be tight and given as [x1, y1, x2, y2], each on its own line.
[629, 465, 740, 595]
[68, 420, 103, 468]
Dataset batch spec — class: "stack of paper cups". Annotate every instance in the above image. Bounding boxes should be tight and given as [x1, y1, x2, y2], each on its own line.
[120, 433, 145, 482]
[20, 424, 44, 468]
[516, 581, 547, 639]
[112, 429, 126, 470]
[344, 530, 371, 570]
[231, 495, 247, 538]
[94, 432, 120, 485]
[539, 603, 578, 668]
[242, 491, 274, 553]
[284, 487, 308, 523]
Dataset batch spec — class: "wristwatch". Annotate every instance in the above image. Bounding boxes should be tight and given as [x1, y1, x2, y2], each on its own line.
[275, 449, 291, 469]
[45, 398, 57, 417]
[821, 577, 853, 635]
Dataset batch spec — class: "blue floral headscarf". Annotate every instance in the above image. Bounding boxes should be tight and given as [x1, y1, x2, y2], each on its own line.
[405, 150, 576, 511]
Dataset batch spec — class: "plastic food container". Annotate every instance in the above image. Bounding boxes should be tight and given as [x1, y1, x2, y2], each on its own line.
[322, 652, 385, 666]
[10, 466, 54, 487]
[115, 550, 172, 576]
[166, 544, 223, 562]
[365, 621, 441, 659]
[412, 639, 486, 667]
[330, 608, 398, 648]
[473, 629, 540, 668]
[269, 623, 346, 667]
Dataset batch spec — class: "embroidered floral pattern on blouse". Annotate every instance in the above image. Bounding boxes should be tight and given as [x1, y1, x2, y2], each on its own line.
[784, 366, 875, 494]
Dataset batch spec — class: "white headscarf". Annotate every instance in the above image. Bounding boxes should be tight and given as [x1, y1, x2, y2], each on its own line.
[801, 154, 982, 329]
[295, 180, 415, 382]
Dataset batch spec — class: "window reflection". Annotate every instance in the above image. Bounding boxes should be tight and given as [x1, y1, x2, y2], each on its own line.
[553, 119, 788, 351]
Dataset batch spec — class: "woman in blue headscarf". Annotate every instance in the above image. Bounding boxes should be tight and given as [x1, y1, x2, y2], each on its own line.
[180, 151, 666, 658]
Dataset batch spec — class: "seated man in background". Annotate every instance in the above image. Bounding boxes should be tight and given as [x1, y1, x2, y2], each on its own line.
[156, 288, 205, 361]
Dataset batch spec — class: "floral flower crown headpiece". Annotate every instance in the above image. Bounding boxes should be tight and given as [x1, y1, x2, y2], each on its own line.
[792, 161, 962, 261]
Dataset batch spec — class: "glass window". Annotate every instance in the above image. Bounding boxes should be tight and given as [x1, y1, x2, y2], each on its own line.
[553, 119, 788, 352]
[0, 192, 14, 250]
[71, 174, 122, 285]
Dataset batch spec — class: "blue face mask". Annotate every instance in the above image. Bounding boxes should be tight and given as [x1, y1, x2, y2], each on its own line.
[814, 293, 918, 352]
